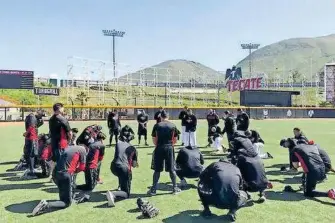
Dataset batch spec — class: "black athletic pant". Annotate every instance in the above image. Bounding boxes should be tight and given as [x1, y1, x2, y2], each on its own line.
[76, 168, 98, 191]
[227, 134, 234, 149]
[138, 134, 147, 143]
[34, 160, 51, 178]
[54, 171, 75, 207]
[120, 135, 134, 143]
[109, 129, 119, 145]
[24, 139, 38, 173]
[151, 145, 177, 190]
[198, 188, 248, 214]
[288, 148, 294, 169]
[303, 173, 328, 197]
[111, 164, 132, 200]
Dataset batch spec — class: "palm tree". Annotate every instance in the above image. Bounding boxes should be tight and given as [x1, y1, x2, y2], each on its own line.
[75, 92, 89, 119]
[75, 91, 89, 106]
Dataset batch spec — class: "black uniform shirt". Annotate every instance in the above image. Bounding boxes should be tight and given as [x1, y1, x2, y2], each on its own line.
[199, 161, 243, 205]
[236, 112, 250, 131]
[176, 147, 204, 172]
[55, 146, 87, 174]
[120, 127, 135, 137]
[237, 155, 268, 190]
[207, 113, 219, 126]
[290, 144, 325, 178]
[223, 116, 237, 135]
[108, 112, 121, 130]
[25, 113, 38, 140]
[179, 110, 188, 126]
[49, 114, 71, 150]
[232, 132, 257, 158]
[315, 145, 332, 169]
[137, 114, 148, 127]
[185, 114, 197, 132]
[112, 141, 138, 170]
[152, 121, 178, 146]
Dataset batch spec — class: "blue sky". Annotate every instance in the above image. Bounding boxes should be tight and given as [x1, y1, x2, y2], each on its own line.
[0, 0, 334, 78]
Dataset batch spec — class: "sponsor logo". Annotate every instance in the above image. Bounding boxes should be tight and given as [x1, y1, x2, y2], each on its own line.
[308, 110, 314, 118]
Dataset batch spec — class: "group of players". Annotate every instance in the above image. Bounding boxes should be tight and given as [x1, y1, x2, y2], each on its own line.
[16, 103, 335, 221]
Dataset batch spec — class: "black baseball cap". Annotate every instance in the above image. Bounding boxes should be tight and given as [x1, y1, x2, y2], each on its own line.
[161, 110, 168, 118]
[279, 139, 287, 146]
[224, 110, 230, 115]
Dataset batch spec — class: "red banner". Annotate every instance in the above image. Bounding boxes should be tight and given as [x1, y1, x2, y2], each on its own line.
[226, 77, 262, 92]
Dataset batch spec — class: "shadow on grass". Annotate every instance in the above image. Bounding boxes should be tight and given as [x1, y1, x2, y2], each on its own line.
[127, 208, 140, 213]
[5, 200, 41, 214]
[6, 168, 24, 172]
[94, 203, 110, 209]
[0, 182, 46, 191]
[136, 146, 154, 149]
[0, 161, 18, 166]
[266, 164, 289, 169]
[145, 182, 196, 192]
[265, 191, 306, 202]
[42, 187, 58, 194]
[266, 170, 301, 176]
[0, 172, 17, 178]
[162, 210, 234, 223]
[308, 197, 335, 207]
[2, 176, 41, 182]
[271, 176, 302, 184]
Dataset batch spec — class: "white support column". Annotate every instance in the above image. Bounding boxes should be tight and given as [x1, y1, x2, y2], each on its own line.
[166, 68, 171, 106]
[301, 75, 307, 106]
[178, 70, 183, 105]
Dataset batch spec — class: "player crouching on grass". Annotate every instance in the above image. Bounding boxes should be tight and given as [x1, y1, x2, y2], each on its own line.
[32, 145, 90, 216]
[175, 145, 204, 188]
[119, 125, 135, 143]
[229, 131, 273, 203]
[198, 158, 251, 222]
[280, 138, 335, 200]
[106, 136, 139, 207]
[76, 132, 106, 191]
[208, 125, 225, 152]
[245, 130, 273, 159]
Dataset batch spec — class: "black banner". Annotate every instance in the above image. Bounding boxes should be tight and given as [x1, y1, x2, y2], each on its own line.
[34, 87, 60, 96]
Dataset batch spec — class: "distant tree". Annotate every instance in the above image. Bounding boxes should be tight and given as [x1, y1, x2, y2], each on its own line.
[40, 82, 53, 87]
[291, 70, 302, 83]
[75, 91, 89, 106]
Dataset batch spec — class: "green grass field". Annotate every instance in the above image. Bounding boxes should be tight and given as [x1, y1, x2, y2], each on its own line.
[1, 119, 335, 223]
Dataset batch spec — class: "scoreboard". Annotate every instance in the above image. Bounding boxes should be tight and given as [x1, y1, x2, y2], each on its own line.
[0, 70, 34, 89]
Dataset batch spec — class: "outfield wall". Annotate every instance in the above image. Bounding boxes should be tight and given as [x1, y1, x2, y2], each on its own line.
[0, 105, 334, 121]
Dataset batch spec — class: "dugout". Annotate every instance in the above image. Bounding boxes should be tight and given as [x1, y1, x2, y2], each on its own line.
[240, 90, 300, 107]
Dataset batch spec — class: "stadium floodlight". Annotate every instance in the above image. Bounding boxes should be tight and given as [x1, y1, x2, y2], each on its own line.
[102, 29, 126, 78]
[241, 43, 260, 75]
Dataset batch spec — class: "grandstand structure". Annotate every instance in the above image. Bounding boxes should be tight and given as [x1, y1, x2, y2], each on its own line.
[62, 56, 326, 107]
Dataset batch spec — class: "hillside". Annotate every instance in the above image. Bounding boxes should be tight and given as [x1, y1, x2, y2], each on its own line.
[119, 59, 225, 83]
[237, 34, 335, 78]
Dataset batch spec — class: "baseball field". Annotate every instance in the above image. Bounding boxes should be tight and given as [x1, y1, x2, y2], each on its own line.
[0, 119, 335, 223]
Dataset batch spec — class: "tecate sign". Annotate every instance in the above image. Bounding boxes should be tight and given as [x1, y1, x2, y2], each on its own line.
[226, 77, 262, 92]
[34, 87, 60, 96]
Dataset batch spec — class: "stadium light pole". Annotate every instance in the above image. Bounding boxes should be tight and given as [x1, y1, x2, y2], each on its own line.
[102, 29, 126, 78]
[241, 43, 260, 75]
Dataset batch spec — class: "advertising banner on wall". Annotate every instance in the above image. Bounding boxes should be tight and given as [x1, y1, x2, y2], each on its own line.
[34, 87, 60, 96]
[226, 77, 263, 92]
